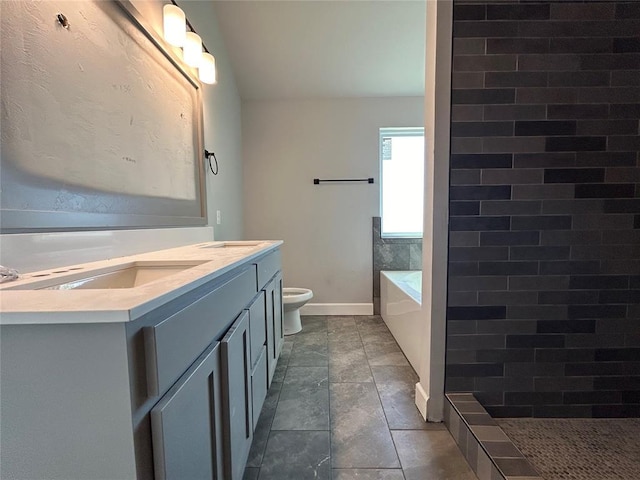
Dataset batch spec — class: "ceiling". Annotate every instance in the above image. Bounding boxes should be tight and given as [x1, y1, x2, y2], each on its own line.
[212, 1, 427, 100]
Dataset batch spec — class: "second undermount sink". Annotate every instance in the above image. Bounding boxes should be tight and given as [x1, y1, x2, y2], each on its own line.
[28, 261, 209, 290]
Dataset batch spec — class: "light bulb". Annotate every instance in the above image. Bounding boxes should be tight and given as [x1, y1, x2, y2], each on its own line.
[183, 32, 202, 67]
[163, 4, 186, 47]
[199, 53, 217, 84]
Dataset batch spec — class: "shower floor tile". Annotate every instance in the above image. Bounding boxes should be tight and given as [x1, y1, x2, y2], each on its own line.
[497, 418, 640, 480]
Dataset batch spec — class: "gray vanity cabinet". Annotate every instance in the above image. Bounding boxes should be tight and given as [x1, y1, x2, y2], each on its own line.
[150, 342, 224, 480]
[221, 310, 253, 480]
[265, 272, 285, 385]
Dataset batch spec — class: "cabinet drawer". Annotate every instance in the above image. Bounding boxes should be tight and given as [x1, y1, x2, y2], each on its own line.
[255, 250, 281, 290]
[248, 292, 266, 368]
[145, 265, 257, 396]
[251, 346, 268, 431]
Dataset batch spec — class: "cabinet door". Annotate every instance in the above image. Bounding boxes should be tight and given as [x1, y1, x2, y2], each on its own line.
[221, 311, 253, 480]
[273, 272, 284, 358]
[264, 279, 276, 386]
[151, 342, 224, 480]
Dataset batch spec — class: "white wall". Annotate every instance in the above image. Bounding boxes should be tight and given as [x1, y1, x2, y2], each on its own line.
[0, 0, 243, 272]
[243, 97, 423, 305]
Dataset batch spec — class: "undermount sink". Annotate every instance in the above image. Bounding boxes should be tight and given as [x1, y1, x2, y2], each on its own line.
[11, 261, 209, 290]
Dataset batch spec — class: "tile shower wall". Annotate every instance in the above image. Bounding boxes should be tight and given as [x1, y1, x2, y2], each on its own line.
[446, 1, 640, 418]
[372, 217, 422, 314]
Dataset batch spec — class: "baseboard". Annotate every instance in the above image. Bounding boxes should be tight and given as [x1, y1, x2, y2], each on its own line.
[415, 382, 429, 421]
[300, 303, 374, 316]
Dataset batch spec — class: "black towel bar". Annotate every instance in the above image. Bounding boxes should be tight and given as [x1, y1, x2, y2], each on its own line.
[313, 177, 374, 185]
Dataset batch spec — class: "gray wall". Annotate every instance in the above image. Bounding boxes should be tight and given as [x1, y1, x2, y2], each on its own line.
[243, 97, 423, 304]
[446, 1, 640, 418]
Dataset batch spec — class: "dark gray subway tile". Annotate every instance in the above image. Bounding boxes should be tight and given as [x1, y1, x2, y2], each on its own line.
[476, 319, 537, 334]
[451, 121, 514, 137]
[550, 3, 615, 20]
[476, 348, 534, 363]
[517, 20, 640, 39]
[572, 214, 634, 231]
[605, 169, 640, 184]
[483, 136, 546, 153]
[480, 231, 540, 246]
[481, 200, 541, 215]
[547, 104, 609, 120]
[448, 306, 506, 321]
[518, 54, 580, 71]
[609, 103, 640, 118]
[580, 54, 640, 71]
[513, 152, 576, 168]
[545, 136, 606, 152]
[449, 246, 509, 262]
[451, 137, 484, 154]
[543, 168, 605, 184]
[453, 38, 486, 55]
[540, 261, 600, 275]
[449, 262, 480, 276]
[453, 4, 486, 22]
[616, 3, 640, 19]
[485, 71, 548, 88]
[636, 214, 640, 229]
[575, 184, 635, 199]
[574, 151, 637, 167]
[452, 88, 515, 105]
[517, 87, 578, 104]
[599, 289, 640, 304]
[565, 362, 627, 376]
[520, 182, 582, 204]
[505, 391, 562, 406]
[450, 216, 511, 232]
[448, 334, 506, 350]
[450, 185, 511, 200]
[488, 3, 550, 21]
[595, 347, 640, 362]
[535, 376, 594, 392]
[477, 290, 538, 306]
[484, 104, 547, 120]
[563, 391, 622, 405]
[450, 169, 481, 186]
[508, 305, 568, 320]
[448, 291, 479, 307]
[511, 215, 572, 230]
[481, 168, 543, 185]
[479, 261, 538, 276]
[510, 246, 570, 261]
[449, 231, 480, 247]
[536, 348, 595, 363]
[538, 290, 599, 305]
[451, 154, 512, 169]
[548, 71, 610, 87]
[448, 275, 507, 292]
[608, 135, 640, 152]
[542, 199, 604, 215]
[452, 72, 484, 89]
[450, 201, 480, 216]
[602, 229, 640, 244]
[487, 38, 549, 55]
[446, 363, 504, 377]
[613, 37, 640, 53]
[537, 319, 596, 334]
[577, 120, 638, 136]
[604, 199, 640, 214]
[453, 55, 517, 72]
[550, 38, 614, 54]
[506, 334, 565, 348]
[611, 70, 640, 86]
[569, 275, 629, 290]
[509, 275, 569, 291]
[451, 105, 484, 122]
[568, 305, 627, 319]
[515, 121, 576, 136]
[453, 21, 519, 38]
[577, 86, 640, 103]
[540, 230, 602, 245]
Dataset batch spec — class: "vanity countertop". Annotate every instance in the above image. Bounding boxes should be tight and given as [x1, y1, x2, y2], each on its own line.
[0, 240, 282, 325]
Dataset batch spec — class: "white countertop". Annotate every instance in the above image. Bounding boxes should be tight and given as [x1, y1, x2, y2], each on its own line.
[0, 241, 282, 325]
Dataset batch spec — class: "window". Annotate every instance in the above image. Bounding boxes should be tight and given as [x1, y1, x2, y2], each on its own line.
[380, 127, 425, 237]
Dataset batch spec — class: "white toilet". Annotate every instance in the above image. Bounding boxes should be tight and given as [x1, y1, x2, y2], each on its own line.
[282, 287, 313, 335]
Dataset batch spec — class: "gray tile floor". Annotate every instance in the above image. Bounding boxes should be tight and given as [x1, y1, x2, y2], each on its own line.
[243, 315, 477, 480]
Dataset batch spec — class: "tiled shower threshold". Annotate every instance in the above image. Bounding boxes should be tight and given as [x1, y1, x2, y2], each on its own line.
[446, 393, 640, 480]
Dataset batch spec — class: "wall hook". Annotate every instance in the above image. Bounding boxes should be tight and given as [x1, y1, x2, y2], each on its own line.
[56, 13, 70, 29]
[204, 149, 218, 175]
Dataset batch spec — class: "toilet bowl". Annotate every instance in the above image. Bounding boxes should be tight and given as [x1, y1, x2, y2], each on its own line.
[282, 287, 313, 335]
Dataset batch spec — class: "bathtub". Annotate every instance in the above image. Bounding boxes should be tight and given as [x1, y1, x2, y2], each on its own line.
[380, 270, 422, 372]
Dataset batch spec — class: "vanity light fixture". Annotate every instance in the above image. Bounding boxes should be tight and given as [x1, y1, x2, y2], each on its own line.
[162, 1, 217, 84]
